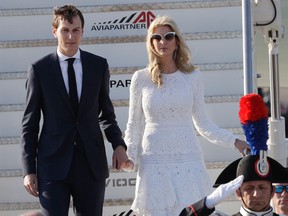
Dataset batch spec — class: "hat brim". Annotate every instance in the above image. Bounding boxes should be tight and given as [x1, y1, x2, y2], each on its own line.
[213, 158, 241, 188]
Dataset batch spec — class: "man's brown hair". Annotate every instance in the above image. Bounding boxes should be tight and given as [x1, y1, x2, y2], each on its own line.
[52, 5, 84, 29]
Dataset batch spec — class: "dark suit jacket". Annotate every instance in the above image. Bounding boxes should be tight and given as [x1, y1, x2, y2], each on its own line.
[21, 50, 126, 180]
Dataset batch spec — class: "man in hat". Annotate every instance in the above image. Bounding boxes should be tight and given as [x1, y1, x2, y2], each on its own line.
[231, 155, 285, 216]
[179, 175, 243, 216]
[114, 175, 244, 216]
[180, 93, 287, 216]
[179, 154, 286, 216]
[115, 156, 286, 216]
[271, 168, 288, 216]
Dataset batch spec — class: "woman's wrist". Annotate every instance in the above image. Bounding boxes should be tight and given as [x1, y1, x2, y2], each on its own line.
[122, 159, 135, 171]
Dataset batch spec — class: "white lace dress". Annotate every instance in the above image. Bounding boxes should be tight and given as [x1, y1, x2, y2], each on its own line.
[124, 68, 236, 216]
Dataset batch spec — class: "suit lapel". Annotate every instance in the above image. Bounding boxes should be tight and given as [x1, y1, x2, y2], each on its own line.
[78, 51, 90, 117]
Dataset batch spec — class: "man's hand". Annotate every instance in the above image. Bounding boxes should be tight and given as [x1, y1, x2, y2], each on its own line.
[205, 175, 244, 209]
[112, 145, 129, 170]
[23, 174, 39, 197]
[122, 159, 134, 171]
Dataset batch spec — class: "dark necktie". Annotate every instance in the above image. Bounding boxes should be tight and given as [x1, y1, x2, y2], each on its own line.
[66, 58, 78, 115]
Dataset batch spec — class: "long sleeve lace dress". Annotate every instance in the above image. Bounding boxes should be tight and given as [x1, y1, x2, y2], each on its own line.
[124, 68, 237, 216]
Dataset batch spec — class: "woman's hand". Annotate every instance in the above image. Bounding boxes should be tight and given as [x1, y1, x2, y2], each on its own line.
[234, 139, 250, 157]
[122, 159, 135, 171]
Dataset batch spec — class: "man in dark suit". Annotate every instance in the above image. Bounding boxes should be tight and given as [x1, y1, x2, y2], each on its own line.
[21, 5, 129, 215]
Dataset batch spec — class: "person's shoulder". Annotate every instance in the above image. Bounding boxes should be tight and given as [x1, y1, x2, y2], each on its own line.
[187, 67, 201, 76]
[30, 52, 57, 71]
[181, 67, 202, 82]
[80, 49, 107, 62]
[181, 66, 201, 76]
[135, 67, 149, 74]
[32, 52, 55, 65]
[130, 67, 150, 87]
[132, 67, 149, 79]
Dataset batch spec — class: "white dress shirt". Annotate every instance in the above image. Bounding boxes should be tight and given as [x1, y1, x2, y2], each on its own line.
[57, 49, 83, 101]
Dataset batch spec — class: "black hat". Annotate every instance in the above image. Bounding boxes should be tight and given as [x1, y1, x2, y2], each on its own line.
[272, 167, 288, 184]
[214, 155, 286, 187]
[214, 94, 286, 187]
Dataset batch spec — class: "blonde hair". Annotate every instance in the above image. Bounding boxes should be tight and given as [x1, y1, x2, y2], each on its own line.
[146, 16, 195, 87]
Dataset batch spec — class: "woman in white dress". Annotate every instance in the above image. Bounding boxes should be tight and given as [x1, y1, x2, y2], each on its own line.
[123, 16, 248, 216]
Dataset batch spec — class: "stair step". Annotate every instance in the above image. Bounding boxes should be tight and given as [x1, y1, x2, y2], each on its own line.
[0, 126, 244, 170]
[0, 200, 133, 216]
[0, 166, 241, 215]
[0, 0, 241, 12]
[0, 31, 242, 49]
[0, 94, 243, 112]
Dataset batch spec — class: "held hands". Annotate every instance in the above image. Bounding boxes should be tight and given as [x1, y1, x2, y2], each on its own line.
[205, 175, 244, 209]
[112, 146, 134, 171]
[112, 146, 129, 170]
[122, 159, 135, 171]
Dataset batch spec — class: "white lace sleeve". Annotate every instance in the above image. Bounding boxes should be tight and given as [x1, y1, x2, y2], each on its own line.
[124, 70, 145, 165]
[191, 70, 237, 148]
